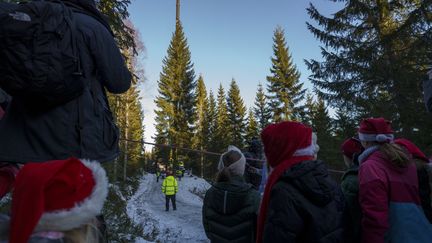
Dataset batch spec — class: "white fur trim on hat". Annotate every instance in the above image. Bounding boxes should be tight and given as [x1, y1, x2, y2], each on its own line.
[359, 132, 394, 142]
[35, 159, 108, 232]
[293, 133, 319, 157]
[218, 145, 246, 176]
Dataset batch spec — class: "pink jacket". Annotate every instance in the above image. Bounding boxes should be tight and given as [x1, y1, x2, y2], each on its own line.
[359, 148, 432, 243]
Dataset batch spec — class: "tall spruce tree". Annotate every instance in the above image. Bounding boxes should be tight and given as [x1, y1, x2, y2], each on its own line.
[213, 84, 230, 153]
[226, 79, 247, 148]
[267, 26, 306, 122]
[254, 83, 271, 130]
[306, 0, 432, 150]
[153, 22, 196, 162]
[194, 75, 209, 177]
[205, 90, 218, 178]
[246, 109, 260, 143]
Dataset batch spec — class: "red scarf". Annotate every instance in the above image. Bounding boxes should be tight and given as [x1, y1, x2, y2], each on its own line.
[256, 155, 314, 243]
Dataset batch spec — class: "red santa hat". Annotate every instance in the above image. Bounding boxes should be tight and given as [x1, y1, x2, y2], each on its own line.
[341, 138, 364, 160]
[358, 117, 394, 143]
[394, 138, 429, 163]
[8, 157, 108, 243]
[261, 121, 317, 168]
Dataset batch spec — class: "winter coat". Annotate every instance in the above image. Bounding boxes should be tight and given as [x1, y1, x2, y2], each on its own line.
[0, 10, 131, 163]
[202, 176, 260, 243]
[415, 160, 432, 223]
[341, 165, 361, 243]
[162, 176, 178, 196]
[359, 149, 432, 243]
[263, 160, 347, 243]
[243, 151, 264, 190]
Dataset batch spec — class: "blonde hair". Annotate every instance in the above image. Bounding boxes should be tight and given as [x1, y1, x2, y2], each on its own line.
[379, 143, 411, 167]
[63, 218, 103, 243]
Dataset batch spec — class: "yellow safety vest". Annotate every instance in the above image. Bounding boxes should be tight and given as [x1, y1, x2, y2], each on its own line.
[162, 176, 178, 195]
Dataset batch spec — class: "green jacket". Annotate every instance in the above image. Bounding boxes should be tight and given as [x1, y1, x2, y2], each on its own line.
[202, 176, 261, 243]
[162, 176, 178, 195]
[341, 165, 361, 243]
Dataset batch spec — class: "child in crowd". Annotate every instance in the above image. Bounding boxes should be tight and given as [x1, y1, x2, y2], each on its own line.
[357, 117, 432, 243]
[256, 121, 347, 243]
[202, 146, 260, 243]
[340, 137, 364, 243]
[395, 138, 432, 223]
[0, 157, 108, 243]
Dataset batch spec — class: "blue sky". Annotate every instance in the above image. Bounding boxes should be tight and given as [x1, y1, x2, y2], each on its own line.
[128, 0, 344, 145]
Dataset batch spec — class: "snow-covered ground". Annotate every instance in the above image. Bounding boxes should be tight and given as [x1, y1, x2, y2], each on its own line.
[127, 173, 211, 242]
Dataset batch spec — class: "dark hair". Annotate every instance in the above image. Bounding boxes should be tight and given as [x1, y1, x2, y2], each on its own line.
[216, 150, 242, 182]
[379, 143, 411, 167]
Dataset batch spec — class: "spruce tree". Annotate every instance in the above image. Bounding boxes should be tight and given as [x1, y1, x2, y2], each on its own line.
[226, 79, 247, 148]
[154, 22, 196, 162]
[310, 97, 337, 167]
[253, 83, 271, 130]
[302, 92, 316, 127]
[205, 90, 218, 178]
[245, 109, 260, 143]
[334, 107, 359, 141]
[266, 26, 306, 122]
[194, 75, 209, 177]
[107, 21, 144, 181]
[213, 84, 230, 153]
[306, 0, 432, 149]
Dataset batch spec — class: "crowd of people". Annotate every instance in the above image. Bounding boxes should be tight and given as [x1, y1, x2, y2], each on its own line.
[0, 0, 432, 243]
[203, 118, 432, 243]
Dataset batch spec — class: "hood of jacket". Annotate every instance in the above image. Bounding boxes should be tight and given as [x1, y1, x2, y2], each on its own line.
[341, 165, 359, 181]
[208, 176, 254, 215]
[279, 160, 338, 206]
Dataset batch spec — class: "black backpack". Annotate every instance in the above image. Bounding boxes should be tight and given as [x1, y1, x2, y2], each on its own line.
[0, 0, 84, 107]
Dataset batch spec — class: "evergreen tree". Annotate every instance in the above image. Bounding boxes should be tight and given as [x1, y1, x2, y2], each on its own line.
[107, 21, 144, 181]
[98, 0, 136, 51]
[245, 109, 260, 143]
[205, 90, 218, 178]
[253, 83, 271, 130]
[302, 92, 316, 127]
[194, 75, 209, 177]
[266, 26, 306, 122]
[213, 84, 230, 153]
[334, 106, 359, 141]
[306, 0, 432, 150]
[226, 79, 247, 148]
[153, 22, 196, 162]
[310, 97, 337, 167]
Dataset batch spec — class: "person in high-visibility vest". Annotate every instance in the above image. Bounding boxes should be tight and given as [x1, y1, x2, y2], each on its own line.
[162, 170, 178, 211]
[176, 169, 183, 181]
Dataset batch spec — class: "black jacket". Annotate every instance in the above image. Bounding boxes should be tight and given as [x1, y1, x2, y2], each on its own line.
[263, 160, 347, 243]
[203, 176, 261, 243]
[340, 165, 361, 243]
[0, 9, 131, 163]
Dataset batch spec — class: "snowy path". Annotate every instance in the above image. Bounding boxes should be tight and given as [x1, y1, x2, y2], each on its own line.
[127, 174, 211, 243]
